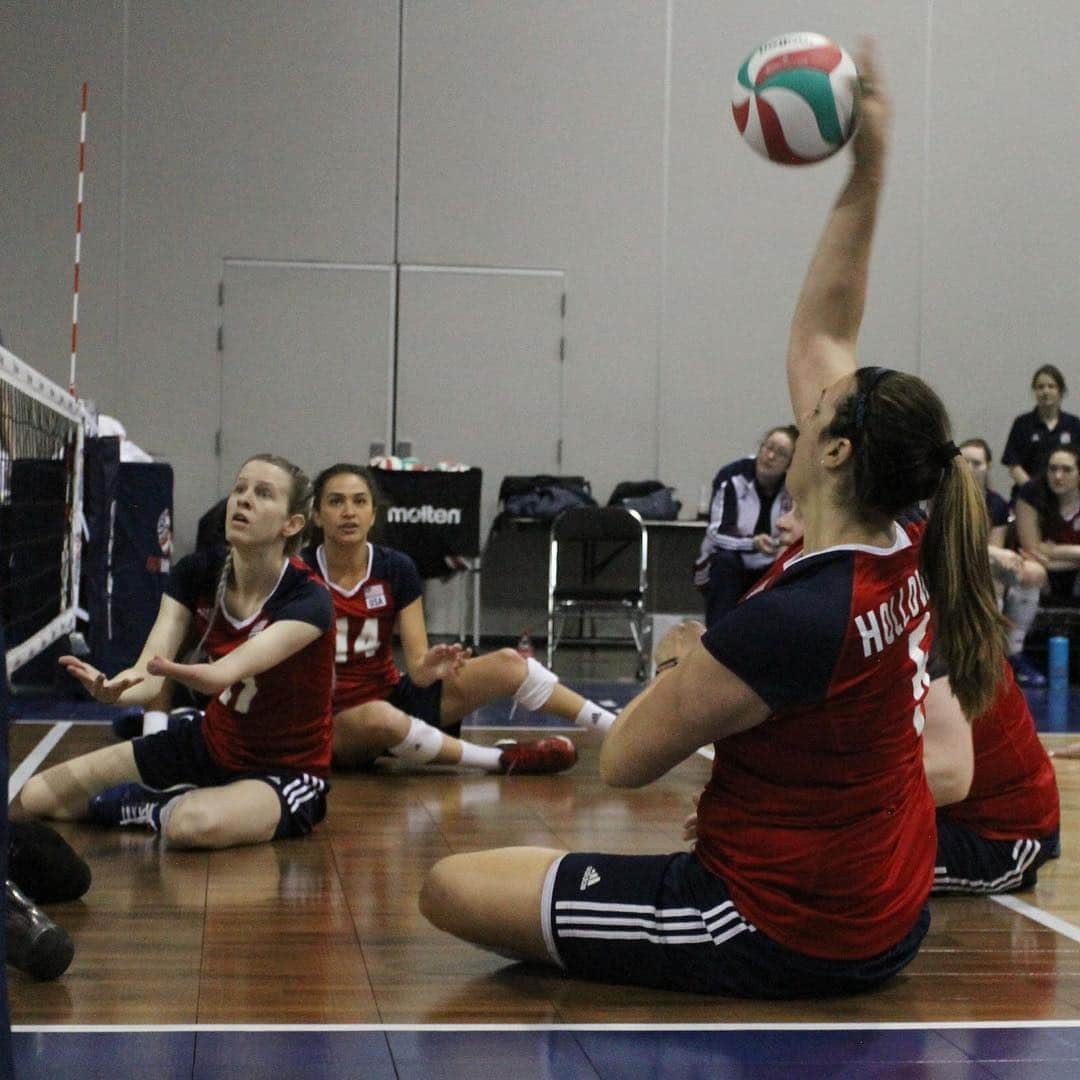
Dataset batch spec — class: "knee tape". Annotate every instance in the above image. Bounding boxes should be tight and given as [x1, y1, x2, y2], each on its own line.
[512, 657, 559, 711]
[388, 716, 444, 765]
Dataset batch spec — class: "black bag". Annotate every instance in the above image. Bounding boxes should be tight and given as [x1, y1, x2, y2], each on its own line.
[495, 474, 597, 523]
[608, 480, 681, 521]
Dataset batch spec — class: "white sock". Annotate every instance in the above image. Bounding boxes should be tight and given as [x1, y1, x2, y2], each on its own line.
[142, 710, 168, 736]
[456, 742, 504, 771]
[576, 700, 616, 732]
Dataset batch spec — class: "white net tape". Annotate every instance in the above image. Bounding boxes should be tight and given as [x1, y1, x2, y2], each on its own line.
[0, 346, 86, 677]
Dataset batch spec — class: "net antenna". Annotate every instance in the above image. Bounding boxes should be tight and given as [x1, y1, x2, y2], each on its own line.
[1, 347, 87, 677]
[70, 82, 88, 396]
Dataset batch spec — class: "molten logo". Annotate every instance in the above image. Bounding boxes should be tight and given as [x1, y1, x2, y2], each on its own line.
[387, 505, 462, 525]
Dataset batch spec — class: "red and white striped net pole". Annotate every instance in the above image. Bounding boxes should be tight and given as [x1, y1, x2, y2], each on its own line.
[69, 81, 88, 396]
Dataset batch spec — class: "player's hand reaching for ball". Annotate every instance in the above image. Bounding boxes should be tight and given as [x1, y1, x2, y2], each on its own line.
[852, 36, 891, 179]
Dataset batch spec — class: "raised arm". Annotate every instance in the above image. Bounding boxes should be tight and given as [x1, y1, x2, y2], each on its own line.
[787, 39, 890, 421]
[59, 594, 193, 706]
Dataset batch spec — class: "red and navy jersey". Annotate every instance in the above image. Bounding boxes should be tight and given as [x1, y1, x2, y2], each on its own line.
[695, 516, 935, 961]
[300, 543, 423, 711]
[1016, 480, 1080, 543]
[166, 549, 335, 777]
[942, 661, 1059, 840]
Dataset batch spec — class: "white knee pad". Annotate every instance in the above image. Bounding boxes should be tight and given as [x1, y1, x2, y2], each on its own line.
[388, 716, 444, 765]
[512, 657, 559, 711]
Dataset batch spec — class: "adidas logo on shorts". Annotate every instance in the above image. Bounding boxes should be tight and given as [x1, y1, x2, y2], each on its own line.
[579, 865, 601, 891]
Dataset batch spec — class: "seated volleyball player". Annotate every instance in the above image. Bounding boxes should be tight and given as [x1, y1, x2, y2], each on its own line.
[419, 44, 1006, 996]
[774, 502, 1059, 894]
[300, 463, 619, 775]
[14, 454, 335, 849]
[923, 660, 1060, 893]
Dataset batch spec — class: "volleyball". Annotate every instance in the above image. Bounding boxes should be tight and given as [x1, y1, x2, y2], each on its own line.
[732, 32, 858, 165]
[370, 454, 405, 471]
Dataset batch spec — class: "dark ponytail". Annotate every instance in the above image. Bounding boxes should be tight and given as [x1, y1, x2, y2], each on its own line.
[826, 368, 1007, 717]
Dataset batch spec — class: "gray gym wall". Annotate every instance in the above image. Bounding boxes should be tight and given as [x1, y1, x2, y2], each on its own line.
[3, 2, 1078, 628]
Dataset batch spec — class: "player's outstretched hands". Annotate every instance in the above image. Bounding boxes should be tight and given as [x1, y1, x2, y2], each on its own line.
[418, 642, 471, 685]
[59, 655, 144, 703]
[653, 619, 706, 672]
[146, 655, 220, 695]
[852, 36, 891, 179]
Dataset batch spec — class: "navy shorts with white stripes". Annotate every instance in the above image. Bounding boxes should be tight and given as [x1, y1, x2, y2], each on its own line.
[132, 715, 329, 839]
[543, 851, 929, 998]
[933, 814, 1059, 895]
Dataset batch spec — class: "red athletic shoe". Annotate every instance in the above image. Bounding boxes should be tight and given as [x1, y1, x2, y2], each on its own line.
[498, 735, 577, 775]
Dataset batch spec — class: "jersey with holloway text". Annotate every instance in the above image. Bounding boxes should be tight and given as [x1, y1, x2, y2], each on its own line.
[695, 516, 935, 961]
[942, 660, 1059, 841]
[300, 542, 423, 711]
[165, 549, 335, 777]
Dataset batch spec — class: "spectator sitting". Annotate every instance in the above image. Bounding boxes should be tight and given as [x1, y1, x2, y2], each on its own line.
[959, 438, 1048, 687]
[693, 425, 797, 627]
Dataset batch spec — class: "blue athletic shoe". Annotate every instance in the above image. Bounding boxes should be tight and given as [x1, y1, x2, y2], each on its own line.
[87, 782, 195, 829]
[1009, 652, 1048, 688]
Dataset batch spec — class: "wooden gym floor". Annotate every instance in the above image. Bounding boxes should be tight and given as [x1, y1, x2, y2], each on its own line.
[8, 677, 1080, 1077]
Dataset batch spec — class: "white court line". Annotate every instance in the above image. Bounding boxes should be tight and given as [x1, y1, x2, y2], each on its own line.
[991, 893, 1080, 944]
[8, 722, 72, 802]
[12, 1019, 1080, 1033]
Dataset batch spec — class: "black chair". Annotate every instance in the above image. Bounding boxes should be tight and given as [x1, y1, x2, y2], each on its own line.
[546, 506, 649, 679]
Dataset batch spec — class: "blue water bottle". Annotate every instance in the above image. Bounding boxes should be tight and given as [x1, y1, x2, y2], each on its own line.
[1048, 635, 1070, 691]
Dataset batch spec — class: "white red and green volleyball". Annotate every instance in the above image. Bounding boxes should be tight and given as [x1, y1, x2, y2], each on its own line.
[732, 32, 858, 165]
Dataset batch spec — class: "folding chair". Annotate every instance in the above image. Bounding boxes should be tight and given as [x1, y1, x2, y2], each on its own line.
[546, 506, 649, 679]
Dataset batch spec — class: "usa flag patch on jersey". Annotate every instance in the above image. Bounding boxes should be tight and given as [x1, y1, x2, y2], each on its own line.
[364, 584, 387, 610]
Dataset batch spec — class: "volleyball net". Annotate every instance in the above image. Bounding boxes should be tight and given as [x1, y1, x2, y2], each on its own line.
[0, 345, 86, 677]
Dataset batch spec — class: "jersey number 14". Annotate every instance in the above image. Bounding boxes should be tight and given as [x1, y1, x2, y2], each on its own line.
[337, 617, 379, 663]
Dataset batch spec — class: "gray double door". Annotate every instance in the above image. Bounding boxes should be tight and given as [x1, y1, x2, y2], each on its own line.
[220, 260, 565, 533]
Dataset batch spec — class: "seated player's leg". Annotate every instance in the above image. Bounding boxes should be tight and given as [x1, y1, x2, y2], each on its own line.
[441, 649, 617, 733]
[933, 813, 1054, 894]
[333, 699, 419, 767]
[439, 650, 530, 721]
[336, 698, 575, 774]
[420, 846, 565, 964]
[156, 779, 282, 849]
[14, 742, 140, 821]
[334, 699, 479, 768]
